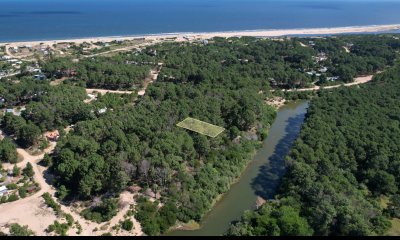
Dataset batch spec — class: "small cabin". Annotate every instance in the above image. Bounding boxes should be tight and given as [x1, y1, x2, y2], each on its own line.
[45, 130, 60, 142]
[26, 185, 37, 194]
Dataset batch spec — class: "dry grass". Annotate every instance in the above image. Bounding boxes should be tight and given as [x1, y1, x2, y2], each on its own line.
[388, 219, 400, 236]
[177, 118, 225, 138]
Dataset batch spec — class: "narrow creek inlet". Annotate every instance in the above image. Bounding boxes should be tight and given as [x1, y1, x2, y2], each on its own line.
[168, 101, 310, 236]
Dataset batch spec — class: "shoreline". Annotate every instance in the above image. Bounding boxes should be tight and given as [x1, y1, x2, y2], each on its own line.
[1, 23, 400, 46]
[168, 125, 272, 234]
[167, 148, 261, 234]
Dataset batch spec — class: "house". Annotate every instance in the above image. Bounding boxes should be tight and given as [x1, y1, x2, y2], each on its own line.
[147, 49, 157, 56]
[0, 186, 7, 197]
[1, 56, 12, 60]
[26, 185, 37, 194]
[45, 130, 60, 142]
[34, 74, 46, 80]
[269, 78, 278, 87]
[313, 52, 328, 62]
[319, 67, 328, 73]
[98, 107, 107, 114]
[327, 76, 340, 81]
[5, 109, 14, 114]
[87, 93, 97, 101]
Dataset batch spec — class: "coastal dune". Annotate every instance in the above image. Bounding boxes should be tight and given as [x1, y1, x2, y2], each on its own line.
[1, 24, 399, 46]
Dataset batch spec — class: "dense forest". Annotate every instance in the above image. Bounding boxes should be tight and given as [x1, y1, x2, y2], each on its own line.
[50, 51, 277, 235]
[42, 54, 152, 90]
[228, 64, 400, 236]
[1, 34, 400, 236]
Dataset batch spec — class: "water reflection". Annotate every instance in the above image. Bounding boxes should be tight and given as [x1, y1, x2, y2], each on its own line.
[252, 113, 307, 199]
[169, 101, 309, 236]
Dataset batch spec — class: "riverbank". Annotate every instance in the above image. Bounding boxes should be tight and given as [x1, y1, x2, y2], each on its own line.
[1, 24, 399, 46]
[168, 101, 309, 236]
[168, 122, 273, 234]
[168, 145, 264, 233]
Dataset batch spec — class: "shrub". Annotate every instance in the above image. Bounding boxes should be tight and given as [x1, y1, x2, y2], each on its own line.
[42, 192, 62, 215]
[47, 221, 69, 236]
[22, 162, 34, 178]
[6, 183, 18, 190]
[7, 193, 19, 202]
[18, 187, 27, 198]
[9, 223, 34, 236]
[121, 219, 134, 231]
[81, 198, 119, 223]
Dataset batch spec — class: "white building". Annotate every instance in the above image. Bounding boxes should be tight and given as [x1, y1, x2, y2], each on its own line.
[0, 186, 8, 197]
[319, 67, 328, 73]
[98, 107, 108, 114]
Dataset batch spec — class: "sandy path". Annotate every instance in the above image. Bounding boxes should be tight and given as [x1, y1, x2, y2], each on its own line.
[299, 42, 308, 48]
[86, 63, 162, 101]
[4, 46, 17, 59]
[284, 74, 375, 92]
[0, 131, 143, 236]
[137, 64, 162, 96]
[86, 89, 134, 95]
[0, 140, 57, 236]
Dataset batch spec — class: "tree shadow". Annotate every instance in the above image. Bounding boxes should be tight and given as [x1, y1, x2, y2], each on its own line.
[43, 168, 55, 186]
[251, 112, 307, 200]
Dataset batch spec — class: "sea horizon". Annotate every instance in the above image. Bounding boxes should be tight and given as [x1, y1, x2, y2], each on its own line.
[1, 0, 400, 42]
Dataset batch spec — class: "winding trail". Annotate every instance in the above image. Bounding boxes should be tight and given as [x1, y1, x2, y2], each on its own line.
[0, 130, 143, 236]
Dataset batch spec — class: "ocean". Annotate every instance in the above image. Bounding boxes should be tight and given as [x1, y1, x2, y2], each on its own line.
[1, 0, 400, 42]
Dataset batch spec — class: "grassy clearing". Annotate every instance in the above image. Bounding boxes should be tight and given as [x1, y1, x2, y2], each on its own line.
[380, 196, 400, 236]
[177, 118, 225, 138]
[388, 219, 400, 236]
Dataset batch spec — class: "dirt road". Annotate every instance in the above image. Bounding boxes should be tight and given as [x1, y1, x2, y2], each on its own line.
[284, 74, 375, 92]
[0, 131, 143, 236]
[85, 89, 134, 95]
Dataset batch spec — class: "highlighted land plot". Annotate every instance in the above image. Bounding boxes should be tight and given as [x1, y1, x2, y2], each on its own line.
[177, 118, 225, 138]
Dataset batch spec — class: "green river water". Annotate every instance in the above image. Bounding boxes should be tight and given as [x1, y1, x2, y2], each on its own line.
[168, 101, 309, 236]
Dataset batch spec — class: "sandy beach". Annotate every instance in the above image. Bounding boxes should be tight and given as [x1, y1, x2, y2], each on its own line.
[0, 24, 399, 46]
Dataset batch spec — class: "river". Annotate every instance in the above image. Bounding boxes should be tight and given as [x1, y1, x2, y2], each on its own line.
[168, 101, 309, 236]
